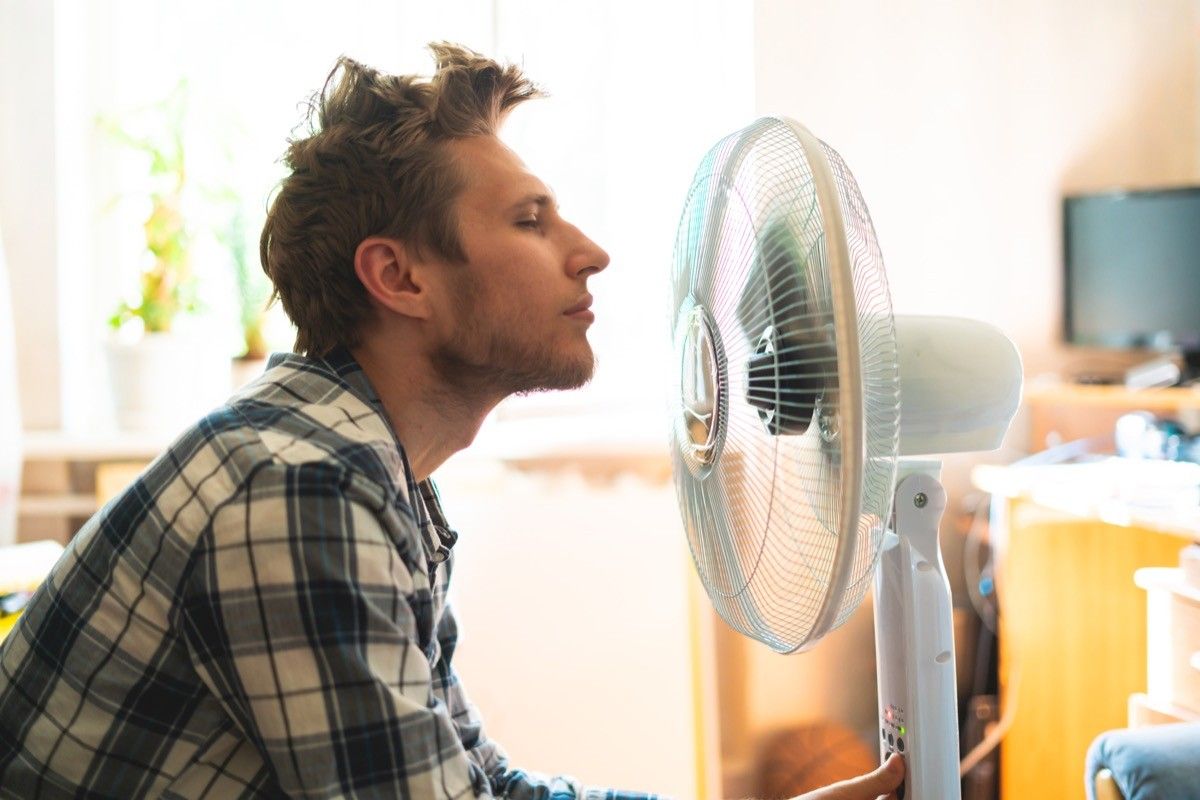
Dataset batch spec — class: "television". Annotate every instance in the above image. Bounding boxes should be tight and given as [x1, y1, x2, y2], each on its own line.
[1063, 186, 1200, 381]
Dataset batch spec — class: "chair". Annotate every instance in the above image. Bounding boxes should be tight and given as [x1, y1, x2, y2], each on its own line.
[1086, 722, 1200, 800]
[1086, 553, 1200, 799]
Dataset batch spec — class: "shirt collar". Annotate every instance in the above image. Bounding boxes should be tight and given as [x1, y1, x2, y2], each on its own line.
[267, 346, 459, 563]
[267, 345, 382, 408]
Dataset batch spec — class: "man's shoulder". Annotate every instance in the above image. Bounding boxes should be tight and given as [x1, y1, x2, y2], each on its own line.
[155, 354, 409, 509]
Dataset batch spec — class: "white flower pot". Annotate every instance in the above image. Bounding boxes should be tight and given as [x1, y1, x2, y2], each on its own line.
[105, 333, 232, 433]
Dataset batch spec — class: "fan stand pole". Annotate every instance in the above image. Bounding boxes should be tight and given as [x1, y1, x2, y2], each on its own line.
[873, 461, 962, 800]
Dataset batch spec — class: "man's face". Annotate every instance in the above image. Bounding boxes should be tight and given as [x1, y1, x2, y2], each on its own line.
[429, 135, 610, 397]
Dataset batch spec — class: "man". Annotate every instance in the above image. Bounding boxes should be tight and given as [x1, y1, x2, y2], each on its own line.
[0, 44, 903, 799]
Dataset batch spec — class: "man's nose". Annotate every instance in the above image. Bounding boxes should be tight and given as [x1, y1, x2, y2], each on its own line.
[569, 229, 610, 278]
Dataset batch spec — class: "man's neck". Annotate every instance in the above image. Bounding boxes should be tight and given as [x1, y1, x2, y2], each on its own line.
[349, 341, 498, 482]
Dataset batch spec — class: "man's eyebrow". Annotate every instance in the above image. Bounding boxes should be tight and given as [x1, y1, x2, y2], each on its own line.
[508, 191, 558, 211]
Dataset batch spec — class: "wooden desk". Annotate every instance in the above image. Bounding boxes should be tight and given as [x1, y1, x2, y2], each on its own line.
[975, 461, 1199, 800]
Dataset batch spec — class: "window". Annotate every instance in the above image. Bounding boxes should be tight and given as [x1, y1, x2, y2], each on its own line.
[50, 0, 752, 450]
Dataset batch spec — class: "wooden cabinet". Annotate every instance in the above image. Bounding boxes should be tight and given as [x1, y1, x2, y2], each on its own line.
[976, 462, 1197, 800]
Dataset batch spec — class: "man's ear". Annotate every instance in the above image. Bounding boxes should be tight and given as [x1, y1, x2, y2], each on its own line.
[354, 236, 432, 320]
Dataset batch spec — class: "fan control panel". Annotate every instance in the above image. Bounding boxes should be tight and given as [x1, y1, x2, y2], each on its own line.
[880, 703, 907, 754]
[881, 704, 909, 798]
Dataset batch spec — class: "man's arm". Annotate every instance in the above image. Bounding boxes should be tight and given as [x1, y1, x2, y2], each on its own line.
[179, 460, 488, 798]
[178, 459, 664, 799]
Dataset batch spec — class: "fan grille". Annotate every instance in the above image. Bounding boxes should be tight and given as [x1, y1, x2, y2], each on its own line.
[670, 118, 900, 653]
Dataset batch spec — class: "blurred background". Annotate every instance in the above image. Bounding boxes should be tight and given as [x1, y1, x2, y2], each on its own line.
[3, 1, 1199, 798]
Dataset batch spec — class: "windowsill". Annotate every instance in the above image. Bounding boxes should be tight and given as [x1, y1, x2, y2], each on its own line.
[21, 429, 169, 461]
[463, 409, 672, 484]
[22, 408, 677, 484]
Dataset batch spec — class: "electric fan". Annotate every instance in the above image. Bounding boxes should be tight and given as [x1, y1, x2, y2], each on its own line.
[669, 117, 1022, 799]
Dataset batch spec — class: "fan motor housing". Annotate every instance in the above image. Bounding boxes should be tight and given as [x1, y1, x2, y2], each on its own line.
[746, 324, 838, 437]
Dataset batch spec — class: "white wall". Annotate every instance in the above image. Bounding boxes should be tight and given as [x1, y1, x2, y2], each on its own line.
[741, 0, 1200, 760]
[434, 461, 706, 799]
[756, 0, 1200, 377]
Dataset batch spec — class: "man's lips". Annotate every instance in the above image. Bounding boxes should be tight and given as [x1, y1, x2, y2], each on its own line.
[564, 295, 593, 315]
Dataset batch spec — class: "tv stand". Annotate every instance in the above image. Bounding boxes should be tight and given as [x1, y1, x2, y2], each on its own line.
[1182, 348, 1200, 384]
[1024, 384, 1200, 450]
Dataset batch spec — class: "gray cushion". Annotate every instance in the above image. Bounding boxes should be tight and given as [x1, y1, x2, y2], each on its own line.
[1086, 723, 1200, 800]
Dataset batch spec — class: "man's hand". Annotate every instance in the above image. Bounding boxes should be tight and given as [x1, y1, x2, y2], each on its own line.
[793, 754, 905, 800]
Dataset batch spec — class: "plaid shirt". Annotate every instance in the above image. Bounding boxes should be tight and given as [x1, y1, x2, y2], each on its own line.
[0, 349, 660, 800]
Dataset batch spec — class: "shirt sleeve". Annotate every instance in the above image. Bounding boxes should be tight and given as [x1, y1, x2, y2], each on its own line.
[178, 460, 664, 799]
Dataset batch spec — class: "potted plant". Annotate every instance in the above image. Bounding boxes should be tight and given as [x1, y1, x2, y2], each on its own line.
[226, 205, 276, 388]
[102, 85, 231, 432]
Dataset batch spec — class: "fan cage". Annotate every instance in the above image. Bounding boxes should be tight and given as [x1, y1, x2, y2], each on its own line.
[817, 138, 901, 633]
[669, 117, 900, 653]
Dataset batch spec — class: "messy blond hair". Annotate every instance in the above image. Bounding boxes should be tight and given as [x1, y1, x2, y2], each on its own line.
[260, 43, 543, 356]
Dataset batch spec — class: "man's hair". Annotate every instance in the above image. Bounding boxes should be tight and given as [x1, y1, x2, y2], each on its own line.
[260, 43, 543, 356]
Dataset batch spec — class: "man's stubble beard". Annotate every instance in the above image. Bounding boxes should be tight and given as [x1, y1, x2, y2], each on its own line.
[431, 284, 596, 399]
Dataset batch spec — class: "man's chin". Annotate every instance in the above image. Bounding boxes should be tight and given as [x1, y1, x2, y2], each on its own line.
[513, 357, 595, 395]
[434, 339, 595, 397]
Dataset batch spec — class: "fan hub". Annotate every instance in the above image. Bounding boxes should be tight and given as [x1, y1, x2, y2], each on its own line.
[676, 302, 726, 474]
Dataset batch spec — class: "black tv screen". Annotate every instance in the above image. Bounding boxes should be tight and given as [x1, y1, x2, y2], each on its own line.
[1064, 187, 1200, 352]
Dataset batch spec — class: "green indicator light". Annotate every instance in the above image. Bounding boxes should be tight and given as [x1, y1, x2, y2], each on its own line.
[899, 726, 906, 735]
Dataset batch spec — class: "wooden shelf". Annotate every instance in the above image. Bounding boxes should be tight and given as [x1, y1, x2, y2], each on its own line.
[17, 431, 162, 542]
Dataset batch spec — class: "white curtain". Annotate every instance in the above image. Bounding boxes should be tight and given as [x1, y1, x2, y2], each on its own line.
[0, 225, 21, 545]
